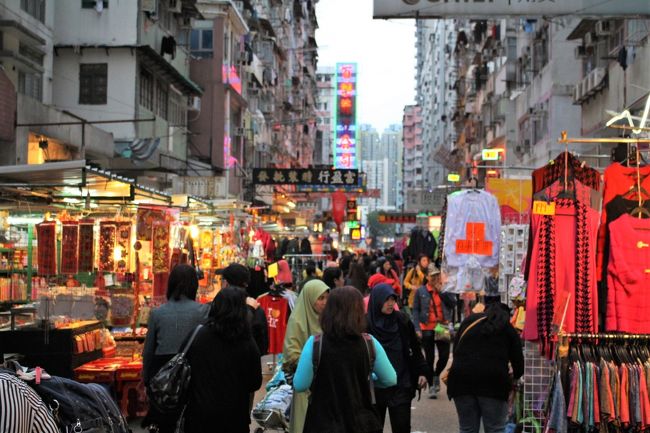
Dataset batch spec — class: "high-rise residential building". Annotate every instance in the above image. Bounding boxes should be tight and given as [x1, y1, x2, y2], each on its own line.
[0, 0, 115, 168]
[359, 124, 380, 162]
[315, 66, 335, 166]
[381, 124, 402, 208]
[415, 19, 457, 189]
[402, 105, 423, 191]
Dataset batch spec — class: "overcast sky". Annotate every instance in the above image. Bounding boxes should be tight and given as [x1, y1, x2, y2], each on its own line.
[315, 0, 416, 132]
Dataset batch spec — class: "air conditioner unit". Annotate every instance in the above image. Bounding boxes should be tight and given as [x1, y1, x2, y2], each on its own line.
[580, 75, 590, 98]
[169, 0, 182, 13]
[142, 0, 157, 13]
[595, 21, 611, 36]
[573, 83, 583, 103]
[188, 96, 201, 112]
[574, 45, 587, 59]
[179, 16, 192, 29]
[591, 67, 606, 91]
[584, 32, 595, 46]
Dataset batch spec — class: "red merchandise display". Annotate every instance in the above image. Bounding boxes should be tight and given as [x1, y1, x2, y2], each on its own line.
[99, 222, 116, 272]
[36, 221, 57, 276]
[78, 220, 95, 273]
[61, 221, 79, 275]
[152, 221, 170, 274]
[258, 294, 288, 354]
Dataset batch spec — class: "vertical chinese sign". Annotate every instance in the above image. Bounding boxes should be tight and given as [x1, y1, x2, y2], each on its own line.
[334, 63, 357, 169]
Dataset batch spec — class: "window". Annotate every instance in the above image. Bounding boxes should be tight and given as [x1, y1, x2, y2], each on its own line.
[82, 0, 108, 8]
[168, 90, 186, 126]
[155, 81, 168, 119]
[79, 63, 107, 105]
[18, 71, 42, 101]
[20, 0, 45, 22]
[139, 68, 154, 111]
[190, 29, 213, 59]
[19, 44, 44, 66]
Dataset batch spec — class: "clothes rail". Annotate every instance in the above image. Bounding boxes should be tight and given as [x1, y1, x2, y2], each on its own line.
[561, 332, 650, 340]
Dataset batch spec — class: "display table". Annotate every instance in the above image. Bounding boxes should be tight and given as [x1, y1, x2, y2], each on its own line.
[75, 356, 146, 418]
[0, 320, 104, 378]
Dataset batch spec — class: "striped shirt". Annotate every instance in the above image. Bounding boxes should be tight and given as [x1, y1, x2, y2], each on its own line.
[0, 372, 59, 433]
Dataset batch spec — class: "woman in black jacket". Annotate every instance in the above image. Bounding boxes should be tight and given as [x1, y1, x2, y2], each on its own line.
[367, 283, 428, 433]
[447, 302, 524, 433]
[184, 287, 263, 433]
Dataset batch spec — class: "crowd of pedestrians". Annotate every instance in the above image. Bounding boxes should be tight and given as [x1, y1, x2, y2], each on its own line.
[140, 247, 524, 433]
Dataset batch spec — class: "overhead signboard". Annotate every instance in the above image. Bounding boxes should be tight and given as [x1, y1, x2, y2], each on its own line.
[482, 149, 502, 161]
[378, 213, 418, 224]
[373, 0, 650, 18]
[253, 168, 359, 186]
[334, 63, 358, 169]
[447, 173, 461, 182]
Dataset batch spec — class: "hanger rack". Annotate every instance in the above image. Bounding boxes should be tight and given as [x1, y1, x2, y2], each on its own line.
[561, 332, 650, 340]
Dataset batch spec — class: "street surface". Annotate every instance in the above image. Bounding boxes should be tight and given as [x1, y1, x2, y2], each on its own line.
[130, 354, 459, 433]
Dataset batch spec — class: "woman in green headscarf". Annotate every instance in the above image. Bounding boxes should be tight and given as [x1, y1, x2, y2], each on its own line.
[282, 279, 329, 433]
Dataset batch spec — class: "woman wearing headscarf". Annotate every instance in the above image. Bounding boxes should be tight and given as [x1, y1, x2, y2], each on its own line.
[367, 284, 428, 433]
[282, 279, 330, 433]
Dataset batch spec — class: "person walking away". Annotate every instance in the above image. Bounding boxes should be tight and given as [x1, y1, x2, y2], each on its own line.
[294, 286, 397, 433]
[447, 301, 524, 433]
[412, 264, 451, 399]
[217, 263, 268, 356]
[142, 264, 209, 432]
[348, 259, 369, 294]
[282, 279, 330, 433]
[403, 254, 429, 309]
[367, 284, 428, 433]
[184, 288, 263, 433]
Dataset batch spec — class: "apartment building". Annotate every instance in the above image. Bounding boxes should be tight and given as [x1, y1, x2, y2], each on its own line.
[314, 66, 334, 166]
[0, 0, 114, 167]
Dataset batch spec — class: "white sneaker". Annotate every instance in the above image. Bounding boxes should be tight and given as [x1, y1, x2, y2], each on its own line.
[428, 386, 437, 399]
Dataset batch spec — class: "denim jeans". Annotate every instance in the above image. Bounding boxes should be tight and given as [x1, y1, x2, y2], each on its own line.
[453, 395, 508, 433]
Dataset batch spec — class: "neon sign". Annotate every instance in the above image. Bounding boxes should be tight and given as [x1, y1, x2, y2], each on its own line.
[222, 64, 242, 95]
[334, 63, 358, 169]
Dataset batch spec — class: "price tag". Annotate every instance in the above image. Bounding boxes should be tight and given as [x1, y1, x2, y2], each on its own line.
[533, 201, 556, 216]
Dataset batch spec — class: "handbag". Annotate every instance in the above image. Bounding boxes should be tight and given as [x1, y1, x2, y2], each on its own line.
[148, 324, 203, 412]
[440, 316, 486, 385]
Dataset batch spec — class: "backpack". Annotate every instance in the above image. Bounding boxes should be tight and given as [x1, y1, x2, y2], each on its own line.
[29, 376, 129, 433]
[312, 333, 376, 404]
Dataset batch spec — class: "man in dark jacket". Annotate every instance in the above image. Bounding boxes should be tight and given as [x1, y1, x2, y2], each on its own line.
[217, 264, 268, 356]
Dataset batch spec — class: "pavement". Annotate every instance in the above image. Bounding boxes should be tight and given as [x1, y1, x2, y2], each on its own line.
[129, 355, 459, 433]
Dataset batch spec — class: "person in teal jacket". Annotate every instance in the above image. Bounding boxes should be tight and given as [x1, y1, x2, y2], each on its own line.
[294, 286, 397, 433]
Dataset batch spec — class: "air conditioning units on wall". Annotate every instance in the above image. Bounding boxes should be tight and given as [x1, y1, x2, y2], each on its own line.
[595, 21, 611, 36]
[584, 32, 595, 46]
[573, 83, 583, 103]
[188, 96, 201, 112]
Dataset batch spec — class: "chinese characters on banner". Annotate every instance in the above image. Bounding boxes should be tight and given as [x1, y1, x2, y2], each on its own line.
[377, 213, 418, 224]
[253, 168, 359, 186]
[335, 63, 357, 169]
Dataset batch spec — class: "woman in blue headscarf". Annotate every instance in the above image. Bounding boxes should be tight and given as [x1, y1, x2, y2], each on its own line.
[366, 283, 428, 433]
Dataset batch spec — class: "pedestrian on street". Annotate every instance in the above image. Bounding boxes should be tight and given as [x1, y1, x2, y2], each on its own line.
[367, 283, 428, 433]
[184, 287, 263, 433]
[348, 259, 369, 294]
[141, 264, 209, 433]
[447, 301, 524, 433]
[403, 254, 429, 308]
[322, 266, 345, 289]
[298, 260, 321, 292]
[217, 263, 269, 356]
[377, 256, 402, 297]
[412, 264, 452, 399]
[282, 279, 330, 433]
[294, 286, 397, 433]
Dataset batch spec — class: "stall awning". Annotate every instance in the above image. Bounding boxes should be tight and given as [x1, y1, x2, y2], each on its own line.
[0, 160, 207, 209]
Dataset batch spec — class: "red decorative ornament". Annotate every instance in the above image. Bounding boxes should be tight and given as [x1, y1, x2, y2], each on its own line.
[331, 191, 347, 233]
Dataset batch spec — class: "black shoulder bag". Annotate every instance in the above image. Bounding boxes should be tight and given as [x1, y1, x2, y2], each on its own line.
[148, 324, 203, 412]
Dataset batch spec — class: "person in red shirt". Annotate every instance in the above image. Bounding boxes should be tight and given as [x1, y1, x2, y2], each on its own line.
[411, 264, 451, 399]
